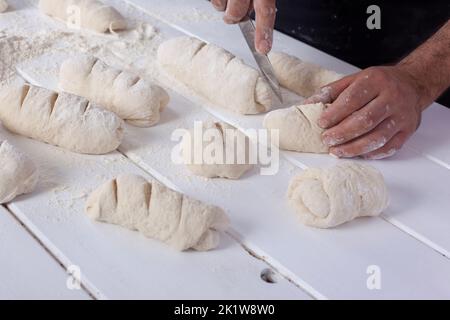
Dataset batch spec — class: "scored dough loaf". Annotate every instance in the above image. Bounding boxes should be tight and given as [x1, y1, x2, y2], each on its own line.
[269, 52, 343, 97]
[60, 56, 170, 127]
[0, 0, 8, 13]
[0, 140, 38, 204]
[181, 121, 253, 179]
[288, 162, 389, 228]
[263, 103, 329, 153]
[39, 0, 127, 33]
[0, 83, 124, 155]
[86, 174, 230, 251]
[157, 36, 273, 115]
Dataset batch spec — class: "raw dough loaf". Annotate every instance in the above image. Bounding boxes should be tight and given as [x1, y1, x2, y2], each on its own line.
[182, 121, 253, 179]
[263, 103, 328, 153]
[158, 36, 273, 115]
[60, 56, 170, 127]
[288, 162, 389, 228]
[0, 83, 124, 155]
[269, 52, 343, 97]
[0, 0, 8, 13]
[86, 174, 230, 251]
[39, 0, 127, 33]
[0, 140, 38, 204]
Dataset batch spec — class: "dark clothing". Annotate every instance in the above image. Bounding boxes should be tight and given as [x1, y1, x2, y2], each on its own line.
[274, 0, 450, 107]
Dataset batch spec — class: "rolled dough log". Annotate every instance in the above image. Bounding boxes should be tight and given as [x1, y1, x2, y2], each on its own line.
[0, 140, 38, 204]
[60, 56, 170, 127]
[0, 83, 124, 155]
[269, 52, 343, 97]
[86, 174, 230, 251]
[263, 103, 329, 153]
[158, 36, 273, 115]
[181, 121, 253, 179]
[39, 0, 127, 33]
[288, 162, 389, 228]
[0, 0, 8, 13]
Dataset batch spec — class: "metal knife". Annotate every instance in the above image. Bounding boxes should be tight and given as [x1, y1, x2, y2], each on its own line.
[238, 16, 283, 103]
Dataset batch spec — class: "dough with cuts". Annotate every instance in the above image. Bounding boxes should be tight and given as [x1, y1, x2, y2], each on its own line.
[181, 121, 253, 179]
[287, 162, 389, 228]
[158, 36, 273, 115]
[60, 56, 170, 127]
[86, 174, 230, 251]
[269, 52, 343, 97]
[263, 103, 329, 153]
[0, 82, 124, 155]
[0, 140, 38, 204]
[39, 0, 127, 33]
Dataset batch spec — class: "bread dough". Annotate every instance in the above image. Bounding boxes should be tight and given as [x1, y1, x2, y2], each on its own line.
[0, 0, 8, 13]
[86, 174, 230, 251]
[39, 0, 127, 33]
[0, 140, 38, 204]
[269, 52, 343, 97]
[181, 121, 253, 179]
[60, 56, 170, 127]
[0, 82, 124, 155]
[158, 36, 273, 115]
[287, 162, 389, 228]
[263, 103, 328, 153]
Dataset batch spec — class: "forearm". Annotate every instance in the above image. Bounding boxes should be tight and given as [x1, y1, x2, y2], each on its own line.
[397, 19, 450, 109]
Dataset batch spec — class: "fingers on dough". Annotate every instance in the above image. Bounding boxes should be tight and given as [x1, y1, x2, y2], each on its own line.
[0, 0, 8, 13]
[85, 174, 230, 251]
[269, 52, 343, 97]
[39, 0, 127, 33]
[263, 103, 329, 153]
[60, 56, 170, 127]
[0, 83, 124, 155]
[287, 162, 389, 228]
[0, 140, 38, 204]
[157, 36, 273, 115]
[182, 121, 254, 179]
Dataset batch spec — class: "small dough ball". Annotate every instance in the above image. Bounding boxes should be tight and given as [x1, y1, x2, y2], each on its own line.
[264, 103, 328, 153]
[0, 140, 39, 204]
[287, 162, 389, 228]
[181, 121, 254, 179]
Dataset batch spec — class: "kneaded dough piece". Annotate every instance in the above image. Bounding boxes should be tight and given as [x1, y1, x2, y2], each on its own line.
[0, 83, 124, 155]
[287, 162, 389, 228]
[0, 0, 8, 13]
[86, 174, 230, 251]
[158, 36, 273, 115]
[39, 0, 127, 33]
[263, 103, 328, 153]
[269, 52, 343, 97]
[0, 140, 39, 204]
[182, 121, 253, 179]
[60, 56, 170, 127]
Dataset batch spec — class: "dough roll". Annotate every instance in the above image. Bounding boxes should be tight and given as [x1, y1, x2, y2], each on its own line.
[0, 83, 124, 155]
[182, 121, 253, 179]
[158, 36, 273, 115]
[39, 0, 127, 33]
[0, 0, 8, 13]
[0, 140, 39, 204]
[263, 103, 329, 153]
[269, 52, 343, 97]
[287, 162, 389, 228]
[60, 56, 170, 127]
[86, 174, 230, 251]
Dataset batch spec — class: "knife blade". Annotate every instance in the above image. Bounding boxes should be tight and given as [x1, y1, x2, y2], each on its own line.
[238, 17, 283, 103]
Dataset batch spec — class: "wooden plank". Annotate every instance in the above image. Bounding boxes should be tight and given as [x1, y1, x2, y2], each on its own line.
[122, 0, 450, 256]
[0, 206, 91, 300]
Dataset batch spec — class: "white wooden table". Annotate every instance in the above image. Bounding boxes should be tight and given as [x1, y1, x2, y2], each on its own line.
[1, 0, 450, 299]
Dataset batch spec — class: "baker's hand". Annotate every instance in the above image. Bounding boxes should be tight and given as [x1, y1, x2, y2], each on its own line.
[307, 66, 431, 160]
[211, 0, 277, 54]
